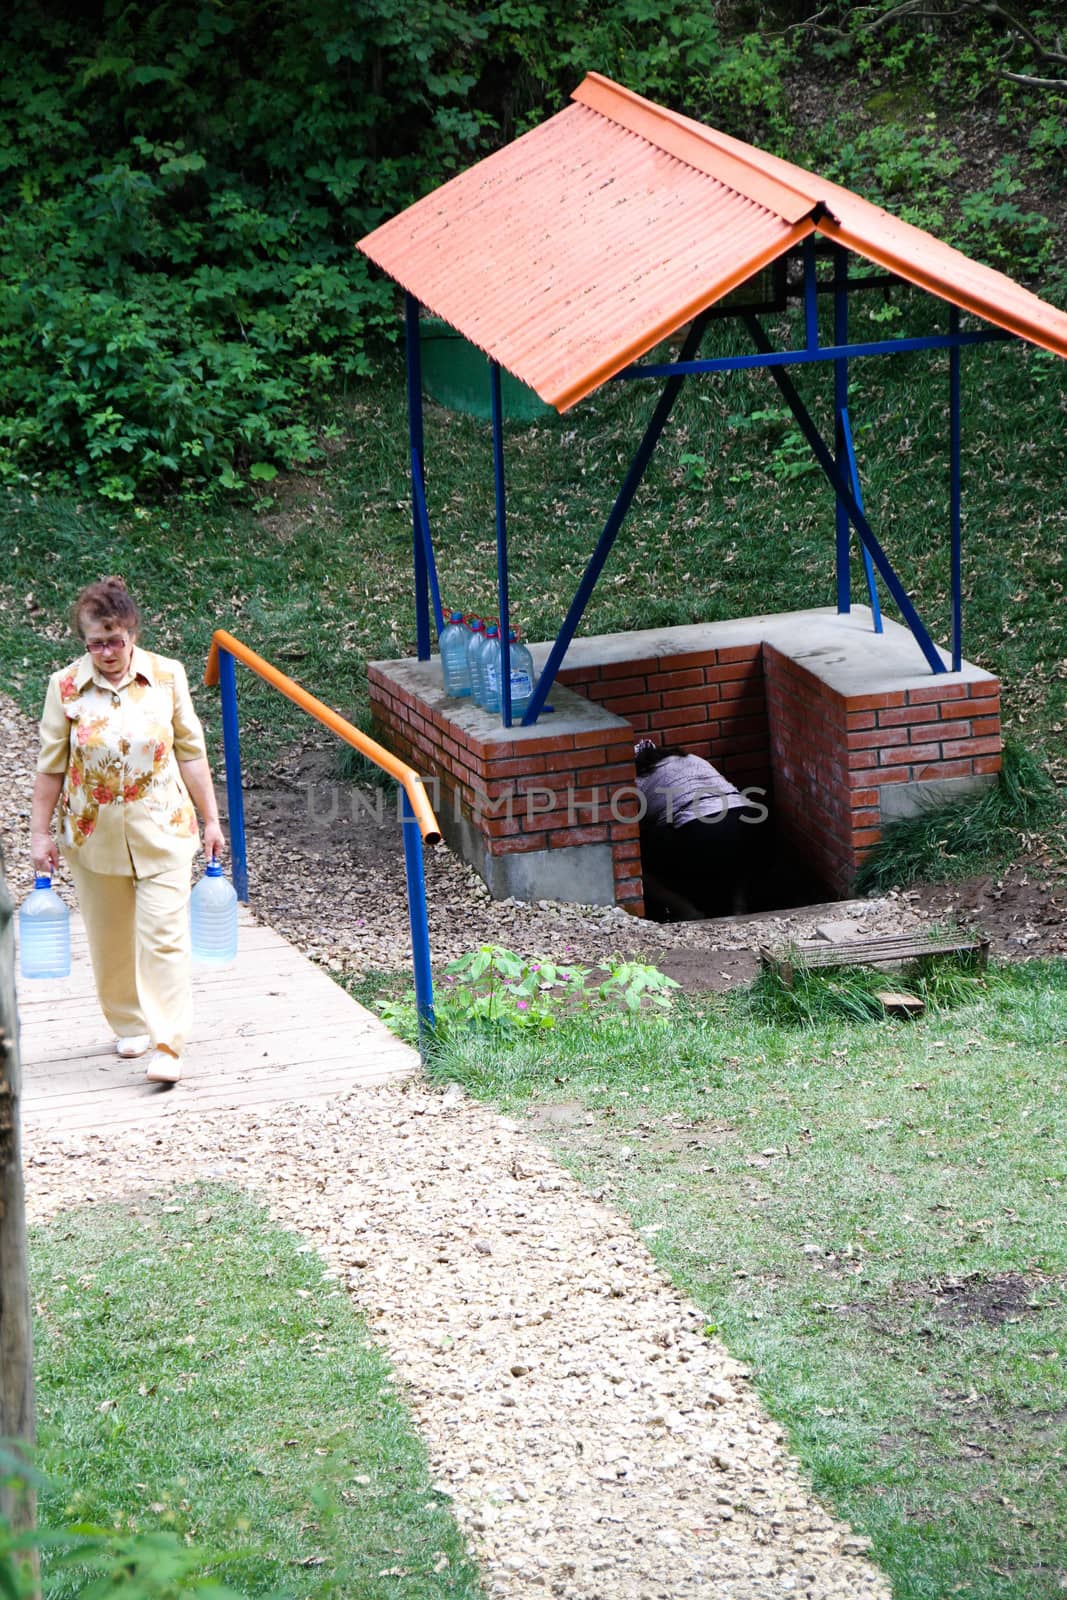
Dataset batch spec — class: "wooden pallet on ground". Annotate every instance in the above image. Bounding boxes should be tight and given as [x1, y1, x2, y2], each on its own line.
[758, 932, 990, 988]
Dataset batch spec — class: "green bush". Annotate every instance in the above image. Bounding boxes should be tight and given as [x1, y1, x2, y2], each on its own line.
[1, 0, 1059, 500]
[0, 0, 486, 499]
[0, 0, 802, 502]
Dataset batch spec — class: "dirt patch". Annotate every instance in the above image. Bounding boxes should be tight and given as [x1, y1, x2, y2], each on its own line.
[525, 1099, 590, 1131]
[898, 1271, 1055, 1327]
[907, 863, 1067, 961]
[649, 945, 760, 993]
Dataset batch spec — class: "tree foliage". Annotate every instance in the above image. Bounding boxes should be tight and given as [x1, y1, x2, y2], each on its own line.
[0, 1, 1061, 500]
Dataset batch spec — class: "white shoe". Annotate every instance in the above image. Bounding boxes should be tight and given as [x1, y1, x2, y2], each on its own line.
[145, 1050, 182, 1085]
[116, 1034, 151, 1059]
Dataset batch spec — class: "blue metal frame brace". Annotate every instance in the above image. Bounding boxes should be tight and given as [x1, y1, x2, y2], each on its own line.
[491, 361, 513, 725]
[803, 236, 820, 352]
[521, 312, 712, 725]
[405, 294, 433, 659]
[839, 408, 883, 631]
[410, 450, 445, 639]
[615, 327, 1007, 382]
[741, 311, 945, 673]
[216, 647, 249, 903]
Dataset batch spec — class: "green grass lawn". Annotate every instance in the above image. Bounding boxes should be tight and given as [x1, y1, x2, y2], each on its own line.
[418, 959, 1067, 1600]
[31, 1188, 483, 1600]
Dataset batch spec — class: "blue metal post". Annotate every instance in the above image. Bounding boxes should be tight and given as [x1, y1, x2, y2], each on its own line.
[742, 311, 946, 673]
[833, 246, 851, 612]
[490, 361, 513, 726]
[217, 647, 248, 903]
[410, 452, 446, 639]
[405, 293, 433, 660]
[803, 236, 820, 352]
[950, 307, 963, 671]
[522, 312, 711, 725]
[401, 789, 435, 1055]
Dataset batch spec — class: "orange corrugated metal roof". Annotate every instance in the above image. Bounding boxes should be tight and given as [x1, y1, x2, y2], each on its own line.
[358, 72, 1067, 411]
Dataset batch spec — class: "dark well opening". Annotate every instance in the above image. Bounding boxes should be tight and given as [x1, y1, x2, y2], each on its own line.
[637, 800, 837, 924]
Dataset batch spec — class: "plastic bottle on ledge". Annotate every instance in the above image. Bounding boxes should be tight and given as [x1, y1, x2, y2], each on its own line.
[18, 875, 70, 980]
[507, 629, 536, 719]
[480, 624, 502, 712]
[440, 610, 472, 697]
[465, 618, 486, 705]
[190, 860, 238, 966]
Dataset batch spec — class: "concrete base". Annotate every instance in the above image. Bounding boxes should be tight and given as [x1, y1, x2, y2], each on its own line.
[441, 804, 618, 904]
[879, 773, 997, 823]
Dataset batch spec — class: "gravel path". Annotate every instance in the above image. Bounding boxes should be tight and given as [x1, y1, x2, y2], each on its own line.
[6, 688, 897, 1597]
[26, 1090, 889, 1599]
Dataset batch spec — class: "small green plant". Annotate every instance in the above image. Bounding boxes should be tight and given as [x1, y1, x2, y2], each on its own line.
[678, 451, 709, 488]
[377, 945, 679, 1044]
[0, 1447, 246, 1600]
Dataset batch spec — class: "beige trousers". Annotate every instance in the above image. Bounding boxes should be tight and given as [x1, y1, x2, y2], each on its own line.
[68, 860, 193, 1054]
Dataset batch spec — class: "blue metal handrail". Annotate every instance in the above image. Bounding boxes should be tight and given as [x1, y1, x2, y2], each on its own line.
[204, 630, 438, 1053]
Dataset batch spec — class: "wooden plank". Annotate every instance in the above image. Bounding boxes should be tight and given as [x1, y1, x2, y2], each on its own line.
[22, 1066, 410, 1134]
[24, 1055, 412, 1116]
[26, 1033, 409, 1088]
[21, 1017, 386, 1072]
[759, 932, 989, 985]
[875, 990, 925, 1016]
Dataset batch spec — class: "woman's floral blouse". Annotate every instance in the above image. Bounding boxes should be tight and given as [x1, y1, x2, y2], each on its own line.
[37, 648, 208, 875]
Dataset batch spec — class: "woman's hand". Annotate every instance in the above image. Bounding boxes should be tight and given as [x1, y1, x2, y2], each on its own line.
[203, 819, 226, 862]
[31, 830, 60, 875]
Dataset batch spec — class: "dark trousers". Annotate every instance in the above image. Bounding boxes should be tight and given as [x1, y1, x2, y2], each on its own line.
[641, 807, 757, 918]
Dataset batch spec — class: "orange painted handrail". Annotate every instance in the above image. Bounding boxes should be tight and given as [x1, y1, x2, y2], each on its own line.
[204, 630, 441, 844]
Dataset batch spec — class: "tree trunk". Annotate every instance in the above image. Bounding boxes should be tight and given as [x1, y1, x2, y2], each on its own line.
[0, 845, 37, 1547]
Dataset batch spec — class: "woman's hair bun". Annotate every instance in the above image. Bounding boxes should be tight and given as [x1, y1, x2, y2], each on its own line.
[72, 577, 141, 638]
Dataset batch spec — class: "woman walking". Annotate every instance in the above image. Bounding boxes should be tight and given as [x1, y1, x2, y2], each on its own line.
[29, 577, 224, 1085]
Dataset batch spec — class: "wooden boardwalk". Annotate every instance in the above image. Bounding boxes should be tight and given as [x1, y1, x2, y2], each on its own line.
[18, 907, 418, 1134]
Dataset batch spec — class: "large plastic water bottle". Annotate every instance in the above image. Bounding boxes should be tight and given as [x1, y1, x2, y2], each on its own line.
[467, 619, 489, 707]
[479, 624, 502, 711]
[19, 875, 71, 980]
[507, 631, 536, 719]
[190, 860, 238, 966]
[440, 611, 472, 698]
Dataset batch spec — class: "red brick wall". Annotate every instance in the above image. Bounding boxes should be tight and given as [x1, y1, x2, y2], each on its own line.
[558, 643, 770, 793]
[368, 665, 644, 913]
[764, 645, 1001, 894]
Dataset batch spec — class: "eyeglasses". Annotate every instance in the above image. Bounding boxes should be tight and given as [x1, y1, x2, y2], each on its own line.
[85, 635, 128, 654]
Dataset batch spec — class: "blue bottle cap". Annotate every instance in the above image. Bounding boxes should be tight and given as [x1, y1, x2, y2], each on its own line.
[206, 860, 224, 877]
[34, 874, 52, 889]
